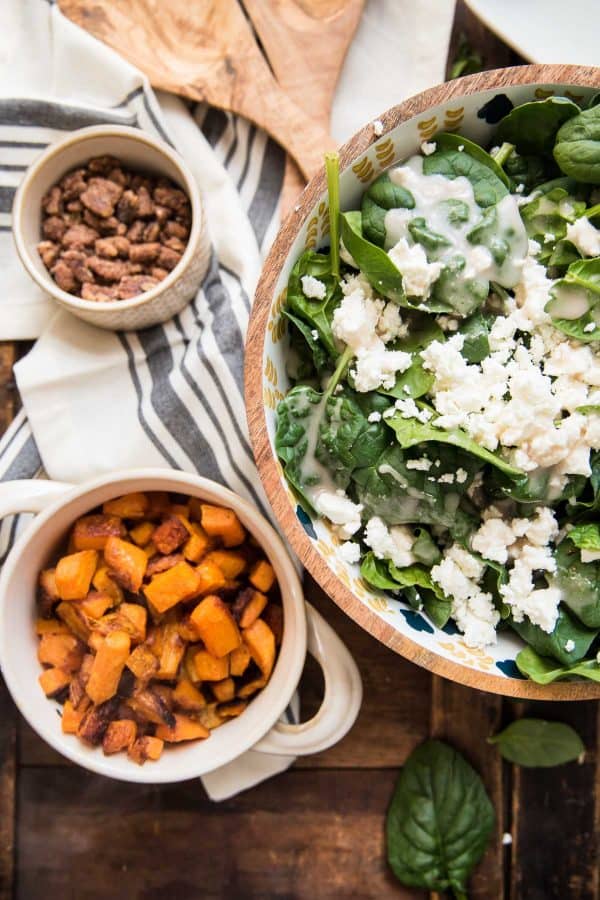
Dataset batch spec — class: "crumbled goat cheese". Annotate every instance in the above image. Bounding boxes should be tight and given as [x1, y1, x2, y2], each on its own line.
[373, 119, 384, 136]
[377, 302, 409, 343]
[314, 490, 363, 540]
[431, 545, 499, 648]
[421, 140, 437, 156]
[351, 348, 412, 392]
[581, 548, 600, 563]
[406, 457, 432, 471]
[456, 468, 468, 484]
[437, 315, 460, 332]
[339, 541, 361, 565]
[503, 833, 513, 846]
[383, 396, 433, 423]
[565, 639, 576, 652]
[438, 472, 455, 484]
[584, 322, 597, 333]
[367, 411, 382, 423]
[300, 274, 326, 300]
[388, 238, 443, 298]
[364, 517, 416, 568]
[566, 217, 600, 257]
[458, 144, 465, 152]
[311, 329, 319, 341]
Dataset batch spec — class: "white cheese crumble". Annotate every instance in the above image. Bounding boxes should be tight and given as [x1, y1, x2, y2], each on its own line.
[581, 548, 600, 563]
[339, 541, 361, 565]
[502, 833, 513, 846]
[364, 517, 416, 568]
[406, 457, 432, 471]
[383, 396, 433, 423]
[388, 238, 443, 299]
[300, 274, 326, 300]
[367, 411, 382, 423]
[431, 544, 499, 648]
[566, 217, 600, 257]
[456, 468, 468, 484]
[421, 140, 437, 156]
[584, 322, 597, 333]
[373, 119, 384, 137]
[565, 639, 576, 652]
[314, 490, 363, 540]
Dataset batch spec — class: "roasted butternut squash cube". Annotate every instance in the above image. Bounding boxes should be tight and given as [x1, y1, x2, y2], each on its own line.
[56, 601, 92, 642]
[87, 632, 105, 653]
[193, 649, 229, 681]
[249, 559, 276, 593]
[200, 504, 245, 547]
[237, 676, 267, 699]
[128, 735, 164, 765]
[183, 646, 200, 683]
[79, 591, 113, 620]
[218, 699, 247, 718]
[39, 667, 71, 697]
[196, 703, 225, 730]
[73, 515, 124, 551]
[77, 698, 119, 745]
[129, 521, 155, 547]
[229, 643, 251, 677]
[102, 719, 137, 755]
[211, 677, 235, 703]
[153, 515, 189, 555]
[38, 633, 85, 672]
[168, 503, 190, 518]
[126, 644, 159, 681]
[38, 568, 59, 614]
[143, 561, 202, 613]
[263, 604, 284, 645]
[55, 550, 98, 601]
[86, 630, 131, 704]
[35, 618, 70, 636]
[204, 550, 246, 579]
[92, 566, 124, 605]
[127, 688, 175, 727]
[195, 559, 227, 596]
[61, 698, 90, 734]
[156, 622, 186, 679]
[190, 595, 241, 658]
[146, 491, 171, 519]
[233, 588, 268, 629]
[104, 536, 147, 593]
[182, 522, 211, 563]
[173, 677, 206, 712]
[243, 618, 276, 679]
[155, 713, 210, 742]
[103, 492, 149, 519]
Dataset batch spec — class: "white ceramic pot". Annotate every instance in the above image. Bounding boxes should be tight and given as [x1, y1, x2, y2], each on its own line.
[0, 469, 362, 783]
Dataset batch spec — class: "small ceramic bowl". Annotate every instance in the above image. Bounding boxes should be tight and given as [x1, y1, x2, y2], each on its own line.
[246, 63, 600, 701]
[0, 469, 362, 783]
[12, 125, 211, 331]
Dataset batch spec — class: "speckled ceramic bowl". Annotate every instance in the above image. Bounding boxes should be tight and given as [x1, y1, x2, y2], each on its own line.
[246, 64, 600, 700]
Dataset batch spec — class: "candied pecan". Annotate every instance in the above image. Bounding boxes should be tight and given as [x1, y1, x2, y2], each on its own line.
[126, 220, 145, 242]
[37, 241, 59, 267]
[154, 205, 170, 225]
[137, 186, 154, 218]
[153, 185, 189, 214]
[80, 177, 123, 218]
[117, 274, 159, 299]
[116, 190, 139, 224]
[145, 553, 185, 577]
[157, 246, 182, 271]
[142, 221, 160, 242]
[81, 282, 119, 302]
[42, 216, 67, 242]
[50, 260, 77, 293]
[61, 223, 98, 248]
[150, 267, 169, 281]
[131, 174, 153, 192]
[164, 220, 189, 240]
[107, 167, 129, 187]
[62, 249, 94, 283]
[95, 236, 130, 258]
[88, 155, 122, 174]
[128, 263, 143, 275]
[87, 256, 130, 281]
[60, 168, 87, 200]
[66, 200, 83, 213]
[129, 242, 161, 264]
[161, 235, 186, 253]
[42, 186, 62, 216]
[96, 216, 121, 235]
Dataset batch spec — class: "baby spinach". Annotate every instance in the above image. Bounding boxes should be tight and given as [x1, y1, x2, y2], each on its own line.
[339, 211, 406, 304]
[408, 216, 451, 252]
[552, 538, 600, 628]
[412, 526, 442, 566]
[380, 318, 443, 399]
[388, 564, 451, 627]
[546, 257, 600, 341]
[423, 140, 508, 208]
[504, 151, 552, 193]
[568, 522, 600, 552]
[519, 178, 585, 257]
[434, 132, 510, 189]
[488, 718, 584, 767]
[554, 102, 600, 184]
[510, 605, 599, 666]
[516, 646, 600, 684]
[360, 551, 404, 591]
[316, 388, 390, 488]
[286, 250, 342, 356]
[457, 311, 491, 363]
[386, 740, 494, 898]
[275, 384, 322, 511]
[283, 309, 329, 377]
[361, 172, 415, 247]
[496, 97, 580, 156]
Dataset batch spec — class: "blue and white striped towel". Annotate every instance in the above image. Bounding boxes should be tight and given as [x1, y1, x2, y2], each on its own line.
[0, 0, 454, 797]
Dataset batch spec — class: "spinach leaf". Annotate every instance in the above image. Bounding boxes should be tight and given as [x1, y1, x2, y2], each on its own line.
[408, 216, 451, 252]
[275, 385, 323, 511]
[423, 141, 508, 208]
[386, 740, 494, 897]
[488, 718, 584, 767]
[552, 538, 600, 628]
[316, 388, 390, 488]
[519, 178, 586, 257]
[434, 132, 510, 189]
[568, 522, 600, 552]
[510, 605, 599, 665]
[496, 97, 580, 156]
[486, 466, 586, 505]
[286, 250, 342, 356]
[340, 211, 406, 305]
[554, 103, 600, 184]
[546, 256, 600, 341]
[385, 411, 524, 477]
[388, 563, 451, 627]
[431, 254, 489, 317]
[380, 318, 443, 399]
[361, 551, 403, 591]
[516, 646, 600, 684]
[412, 527, 442, 566]
[458, 310, 491, 363]
[283, 309, 329, 377]
[504, 151, 552, 193]
[361, 172, 415, 247]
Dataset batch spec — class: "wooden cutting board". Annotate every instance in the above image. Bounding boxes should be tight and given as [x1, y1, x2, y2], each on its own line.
[59, 0, 363, 192]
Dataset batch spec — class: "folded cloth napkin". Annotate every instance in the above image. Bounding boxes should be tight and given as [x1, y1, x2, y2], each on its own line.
[0, 0, 455, 798]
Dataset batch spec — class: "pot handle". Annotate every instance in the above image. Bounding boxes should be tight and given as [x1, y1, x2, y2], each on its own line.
[252, 602, 362, 757]
[0, 479, 74, 520]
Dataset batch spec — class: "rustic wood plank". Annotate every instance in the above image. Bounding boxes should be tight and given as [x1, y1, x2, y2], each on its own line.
[16, 767, 414, 899]
[510, 700, 599, 900]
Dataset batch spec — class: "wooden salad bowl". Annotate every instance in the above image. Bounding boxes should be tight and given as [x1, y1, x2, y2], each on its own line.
[246, 64, 600, 700]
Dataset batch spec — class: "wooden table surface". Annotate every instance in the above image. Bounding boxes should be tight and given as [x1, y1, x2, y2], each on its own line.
[1, 4, 598, 899]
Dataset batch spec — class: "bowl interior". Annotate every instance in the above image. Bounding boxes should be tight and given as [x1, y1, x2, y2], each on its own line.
[0, 472, 305, 782]
[252, 70, 600, 699]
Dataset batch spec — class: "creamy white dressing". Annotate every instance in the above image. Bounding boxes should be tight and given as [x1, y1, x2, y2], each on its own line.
[548, 284, 591, 320]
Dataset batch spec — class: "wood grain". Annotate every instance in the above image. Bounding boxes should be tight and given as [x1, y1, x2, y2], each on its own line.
[59, 0, 336, 180]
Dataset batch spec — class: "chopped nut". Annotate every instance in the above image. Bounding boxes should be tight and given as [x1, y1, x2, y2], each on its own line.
[88, 155, 122, 174]
[161, 235, 186, 253]
[165, 220, 189, 240]
[81, 282, 119, 302]
[126, 220, 145, 242]
[151, 267, 169, 281]
[62, 249, 94, 283]
[153, 185, 189, 214]
[137, 186, 154, 218]
[143, 221, 161, 242]
[60, 168, 87, 200]
[154, 205, 171, 224]
[116, 190, 139, 224]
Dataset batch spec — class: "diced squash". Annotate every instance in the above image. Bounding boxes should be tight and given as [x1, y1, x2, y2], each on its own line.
[73, 514, 124, 551]
[56, 601, 92, 642]
[77, 698, 119, 745]
[128, 735, 164, 764]
[146, 553, 184, 577]
[155, 713, 209, 742]
[103, 492, 149, 519]
[173, 677, 206, 712]
[183, 646, 200, 683]
[79, 591, 113, 619]
[263, 604, 284, 645]
[196, 703, 225, 730]
[211, 677, 235, 703]
[176, 614, 200, 642]
[200, 504, 245, 547]
[127, 688, 175, 727]
[86, 630, 131, 704]
[144, 561, 202, 613]
[38, 568, 59, 614]
[126, 644, 159, 681]
[229, 643, 251, 677]
[156, 623, 186, 679]
[190, 595, 241, 658]
[218, 700, 247, 718]
[55, 550, 98, 601]
[146, 491, 171, 519]
[39, 667, 71, 697]
[35, 617, 70, 636]
[195, 560, 227, 596]
[92, 603, 148, 645]
[243, 618, 276, 678]
[143, 541, 158, 559]
[168, 503, 190, 518]
[102, 719, 137, 755]
[182, 522, 211, 563]
[188, 497, 203, 522]
[69, 673, 88, 709]
[193, 649, 229, 681]
[87, 632, 105, 653]
[129, 521, 155, 546]
[153, 516, 189, 554]
[249, 559, 276, 593]
[233, 588, 268, 629]
[38, 633, 85, 672]
[92, 566, 123, 605]
[237, 676, 266, 699]
[61, 699, 90, 733]
[104, 536, 147, 592]
[204, 550, 246, 579]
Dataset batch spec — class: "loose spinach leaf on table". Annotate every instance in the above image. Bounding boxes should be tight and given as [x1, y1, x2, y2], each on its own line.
[423, 140, 508, 208]
[386, 740, 494, 898]
[286, 250, 342, 357]
[488, 718, 584, 767]
[496, 97, 580, 156]
[551, 538, 600, 628]
[510, 605, 599, 666]
[554, 102, 600, 184]
[516, 646, 600, 684]
[361, 172, 415, 247]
